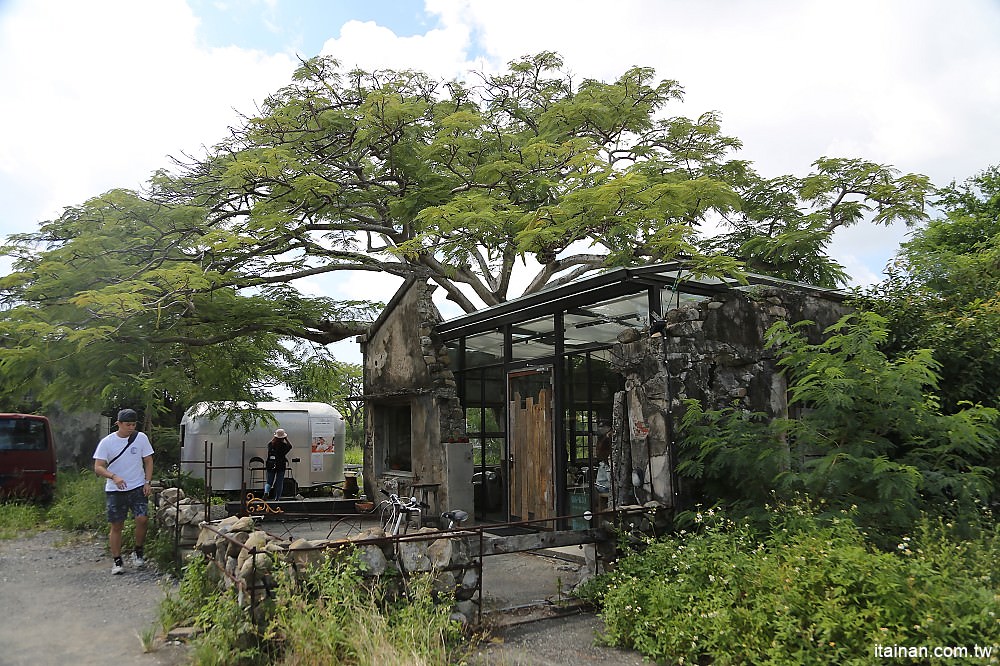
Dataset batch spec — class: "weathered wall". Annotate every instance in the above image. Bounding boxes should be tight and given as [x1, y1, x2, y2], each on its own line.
[48, 406, 105, 470]
[363, 281, 471, 518]
[610, 287, 850, 510]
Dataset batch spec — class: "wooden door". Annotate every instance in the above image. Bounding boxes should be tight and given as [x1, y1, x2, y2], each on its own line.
[508, 369, 554, 524]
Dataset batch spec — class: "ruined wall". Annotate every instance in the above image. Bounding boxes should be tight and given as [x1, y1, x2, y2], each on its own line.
[363, 281, 470, 517]
[610, 287, 850, 510]
[49, 406, 105, 470]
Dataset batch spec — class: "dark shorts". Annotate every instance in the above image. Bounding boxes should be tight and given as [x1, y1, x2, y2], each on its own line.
[106, 487, 149, 523]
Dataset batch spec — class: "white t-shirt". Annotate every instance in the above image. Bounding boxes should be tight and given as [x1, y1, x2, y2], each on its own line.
[93, 431, 154, 492]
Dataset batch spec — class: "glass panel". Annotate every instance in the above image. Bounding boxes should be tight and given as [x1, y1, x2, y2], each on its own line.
[510, 315, 555, 361]
[473, 436, 504, 467]
[464, 329, 504, 368]
[659, 286, 708, 315]
[561, 351, 619, 530]
[564, 293, 648, 349]
[0, 418, 49, 451]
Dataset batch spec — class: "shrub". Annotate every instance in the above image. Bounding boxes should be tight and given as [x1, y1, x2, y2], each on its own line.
[678, 312, 999, 542]
[578, 505, 1000, 665]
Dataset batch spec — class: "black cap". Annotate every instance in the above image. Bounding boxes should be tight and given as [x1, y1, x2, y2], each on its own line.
[116, 408, 138, 423]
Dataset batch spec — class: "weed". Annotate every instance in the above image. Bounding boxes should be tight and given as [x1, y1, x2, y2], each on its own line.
[0, 500, 46, 539]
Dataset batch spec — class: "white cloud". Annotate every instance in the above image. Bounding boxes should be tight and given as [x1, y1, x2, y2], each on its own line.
[4, 0, 999, 298]
[317, 18, 477, 78]
[0, 0, 297, 228]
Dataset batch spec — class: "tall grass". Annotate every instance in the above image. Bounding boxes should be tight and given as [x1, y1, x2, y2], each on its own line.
[161, 551, 467, 666]
[0, 469, 107, 539]
[0, 501, 46, 538]
[47, 469, 107, 531]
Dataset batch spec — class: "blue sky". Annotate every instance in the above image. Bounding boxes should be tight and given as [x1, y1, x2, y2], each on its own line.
[2, 0, 1000, 325]
[186, 0, 434, 54]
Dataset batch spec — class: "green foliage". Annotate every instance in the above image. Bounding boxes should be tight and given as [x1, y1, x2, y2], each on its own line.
[678, 312, 999, 539]
[862, 164, 1000, 414]
[46, 469, 108, 532]
[285, 350, 363, 432]
[0, 500, 46, 539]
[160, 550, 466, 666]
[343, 445, 363, 466]
[706, 158, 931, 287]
[0, 53, 941, 422]
[159, 554, 218, 629]
[578, 505, 1000, 666]
[267, 556, 464, 665]
[0, 186, 379, 418]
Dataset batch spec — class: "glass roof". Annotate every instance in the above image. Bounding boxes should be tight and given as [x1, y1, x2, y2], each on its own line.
[438, 262, 847, 342]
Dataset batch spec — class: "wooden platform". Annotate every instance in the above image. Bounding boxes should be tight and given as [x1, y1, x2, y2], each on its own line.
[225, 496, 363, 518]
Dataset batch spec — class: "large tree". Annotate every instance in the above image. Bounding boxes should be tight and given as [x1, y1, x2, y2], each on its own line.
[0, 53, 932, 416]
[862, 165, 1000, 412]
[161, 52, 930, 304]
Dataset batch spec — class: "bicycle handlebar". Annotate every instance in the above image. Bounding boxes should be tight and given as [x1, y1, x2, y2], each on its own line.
[379, 489, 429, 509]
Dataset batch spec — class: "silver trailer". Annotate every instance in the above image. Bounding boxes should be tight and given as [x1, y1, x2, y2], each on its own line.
[180, 401, 346, 493]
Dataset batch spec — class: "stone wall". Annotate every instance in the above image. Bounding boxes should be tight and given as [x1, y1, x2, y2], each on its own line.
[610, 287, 850, 510]
[194, 518, 481, 624]
[363, 280, 471, 518]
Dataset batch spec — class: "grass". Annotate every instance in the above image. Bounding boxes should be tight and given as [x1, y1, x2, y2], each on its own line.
[343, 445, 363, 466]
[0, 500, 46, 538]
[0, 469, 106, 539]
[160, 550, 469, 666]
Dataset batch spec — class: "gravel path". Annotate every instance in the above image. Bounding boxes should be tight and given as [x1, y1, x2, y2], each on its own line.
[0, 530, 190, 666]
[0, 528, 647, 666]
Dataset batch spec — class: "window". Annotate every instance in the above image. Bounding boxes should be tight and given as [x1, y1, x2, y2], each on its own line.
[381, 405, 412, 472]
[0, 418, 49, 451]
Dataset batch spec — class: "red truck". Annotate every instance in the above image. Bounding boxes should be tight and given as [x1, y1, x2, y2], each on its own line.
[0, 414, 57, 502]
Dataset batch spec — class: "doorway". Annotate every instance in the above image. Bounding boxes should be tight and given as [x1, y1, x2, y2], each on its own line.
[507, 368, 554, 524]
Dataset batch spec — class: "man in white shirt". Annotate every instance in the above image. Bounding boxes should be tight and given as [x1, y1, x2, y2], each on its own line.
[93, 408, 154, 575]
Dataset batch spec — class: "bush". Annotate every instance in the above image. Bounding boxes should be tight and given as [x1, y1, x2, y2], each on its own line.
[678, 312, 999, 542]
[578, 504, 1000, 665]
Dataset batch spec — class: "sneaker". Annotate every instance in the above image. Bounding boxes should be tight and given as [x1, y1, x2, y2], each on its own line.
[111, 563, 125, 575]
[132, 553, 147, 568]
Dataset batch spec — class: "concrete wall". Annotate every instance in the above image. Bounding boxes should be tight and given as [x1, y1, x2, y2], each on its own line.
[48, 407, 106, 471]
[363, 281, 472, 519]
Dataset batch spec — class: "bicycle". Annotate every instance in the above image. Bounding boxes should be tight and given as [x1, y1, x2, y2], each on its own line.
[378, 490, 472, 533]
[378, 490, 426, 535]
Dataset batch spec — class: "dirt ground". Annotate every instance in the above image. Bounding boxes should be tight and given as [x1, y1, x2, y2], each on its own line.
[0, 522, 647, 666]
[0, 530, 189, 666]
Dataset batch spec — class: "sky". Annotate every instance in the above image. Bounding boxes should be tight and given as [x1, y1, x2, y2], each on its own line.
[2, 0, 1000, 362]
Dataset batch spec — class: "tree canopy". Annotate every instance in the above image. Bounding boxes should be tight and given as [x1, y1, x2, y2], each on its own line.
[0, 52, 935, 417]
[862, 165, 1000, 412]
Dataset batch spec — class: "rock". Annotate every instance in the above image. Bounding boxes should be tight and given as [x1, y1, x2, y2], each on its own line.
[397, 540, 432, 573]
[230, 516, 256, 532]
[428, 536, 471, 568]
[159, 487, 186, 506]
[226, 531, 250, 559]
[237, 531, 269, 572]
[356, 543, 388, 575]
[287, 538, 327, 569]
